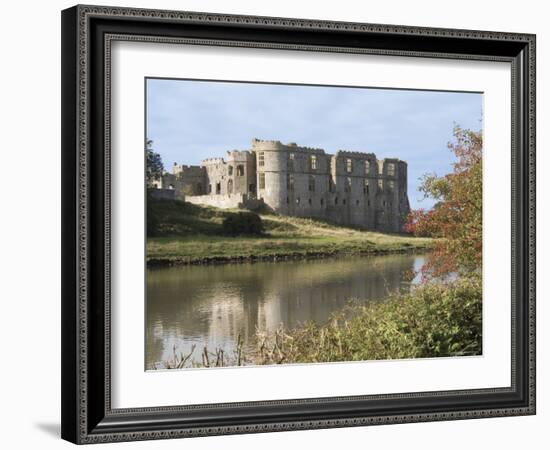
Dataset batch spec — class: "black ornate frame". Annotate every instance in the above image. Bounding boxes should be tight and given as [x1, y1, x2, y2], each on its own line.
[61, 4, 536, 444]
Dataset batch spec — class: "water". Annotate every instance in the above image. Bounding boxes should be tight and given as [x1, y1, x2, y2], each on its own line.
[146, 253, 426, 368]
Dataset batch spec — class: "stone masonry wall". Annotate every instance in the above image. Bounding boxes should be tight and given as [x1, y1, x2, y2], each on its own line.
[158, 139, 410, 232]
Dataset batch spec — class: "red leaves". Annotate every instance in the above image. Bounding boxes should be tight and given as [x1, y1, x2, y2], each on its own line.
[408, 126, 482, 279]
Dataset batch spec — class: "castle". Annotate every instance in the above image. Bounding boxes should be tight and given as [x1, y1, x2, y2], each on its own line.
[153, 138, 410, 233]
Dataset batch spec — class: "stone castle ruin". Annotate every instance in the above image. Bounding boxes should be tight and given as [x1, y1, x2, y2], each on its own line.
[153, 138, 410, 232]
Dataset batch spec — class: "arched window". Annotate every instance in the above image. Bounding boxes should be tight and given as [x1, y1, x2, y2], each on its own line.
[227, 179, 233, 194]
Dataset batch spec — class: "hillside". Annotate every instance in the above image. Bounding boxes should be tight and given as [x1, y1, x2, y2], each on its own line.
[147, 199, 433, 265]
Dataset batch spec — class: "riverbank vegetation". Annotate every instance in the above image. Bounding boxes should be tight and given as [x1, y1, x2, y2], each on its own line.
[146, 199, 433, 265]
[154, 276, 481, 369]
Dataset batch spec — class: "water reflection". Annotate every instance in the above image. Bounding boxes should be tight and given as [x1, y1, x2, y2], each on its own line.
[146, 253, 425, 368]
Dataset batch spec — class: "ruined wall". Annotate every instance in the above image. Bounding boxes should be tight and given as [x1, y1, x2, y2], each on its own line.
[186, 193, 264, 210]
[171, 164, 206, 197]
[159, 139, 410, 232]
[252, 139, 332, 219]
[200, 151, 257, 198]
[374, 159, 410, 232]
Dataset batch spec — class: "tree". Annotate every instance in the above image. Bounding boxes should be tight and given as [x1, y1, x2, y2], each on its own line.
[146, 139, 164, 187]
[405, 126, 482, 278]
[146, 139, 164, 236]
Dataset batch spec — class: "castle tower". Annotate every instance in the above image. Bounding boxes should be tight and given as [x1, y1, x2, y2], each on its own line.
[252, 138, 331, 217]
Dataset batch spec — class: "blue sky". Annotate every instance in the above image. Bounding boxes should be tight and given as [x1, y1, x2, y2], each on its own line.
[146, 78, 482, 210]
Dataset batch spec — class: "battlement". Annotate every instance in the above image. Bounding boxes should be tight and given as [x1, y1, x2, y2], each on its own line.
[251, 138, 325, 154]
[201, 157, 226, 166]
[172, 164, 205, 176]
[226, 150, 254, 162]
[334, 150, 376, 159]
[156, 138, 409, 232]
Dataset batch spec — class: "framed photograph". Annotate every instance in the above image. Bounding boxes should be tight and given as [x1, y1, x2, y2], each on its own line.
[61, 5, 536, 444]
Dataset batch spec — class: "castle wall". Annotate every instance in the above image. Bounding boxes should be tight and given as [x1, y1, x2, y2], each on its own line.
[186, 193, 264, 210]
[253, 139, 332, 219]
[161, 139, 410, 232]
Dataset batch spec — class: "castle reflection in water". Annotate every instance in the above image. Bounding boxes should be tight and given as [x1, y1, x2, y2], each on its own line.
[146, 253, 424, 368]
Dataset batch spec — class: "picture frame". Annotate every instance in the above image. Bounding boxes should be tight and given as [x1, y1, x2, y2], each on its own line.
[61, 4, 536, 444]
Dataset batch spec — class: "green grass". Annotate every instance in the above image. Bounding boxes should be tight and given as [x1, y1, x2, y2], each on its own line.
[147, 199, 433, 264]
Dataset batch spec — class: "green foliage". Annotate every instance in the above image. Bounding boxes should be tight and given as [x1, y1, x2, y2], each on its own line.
[157, 276, 482, 369]
[146, 139, 164, 187]
[254, 276, 482, 364]
[406, 126, 482, 278]
[222, 212, 264, 235]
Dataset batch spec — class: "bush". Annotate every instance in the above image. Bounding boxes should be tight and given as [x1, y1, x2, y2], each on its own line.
[254, 276, 482, 364]
[222, 212, 264, 235]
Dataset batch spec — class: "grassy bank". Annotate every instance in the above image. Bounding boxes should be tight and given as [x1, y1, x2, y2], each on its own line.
[147, 199, 433, 265]
[156, 276, 482, 369]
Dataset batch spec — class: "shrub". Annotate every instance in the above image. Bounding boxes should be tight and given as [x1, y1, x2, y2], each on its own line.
[222, 212, 264, 235]
[254, 276, 482, 364]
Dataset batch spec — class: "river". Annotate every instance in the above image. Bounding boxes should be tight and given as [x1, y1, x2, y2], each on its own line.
[146, 253, 426, 368]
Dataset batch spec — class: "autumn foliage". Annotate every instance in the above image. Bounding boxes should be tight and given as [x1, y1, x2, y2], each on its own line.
[405, 126, 482, 278]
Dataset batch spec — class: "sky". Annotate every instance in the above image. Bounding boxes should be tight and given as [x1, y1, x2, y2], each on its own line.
[146, 78, 482, 210]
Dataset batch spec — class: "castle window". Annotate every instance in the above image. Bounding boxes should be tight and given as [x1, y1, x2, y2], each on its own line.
[365, 160, 370, 175]
[286, 197, 289, 204]
[228, 165, 233, 176]
[258, 152, 265, 167]
[363, 179, 369, 195]
[378, 180, 384, 190]
[236, 165, 244, 176]
[389, 180, 395, 191]
[335, 197, 338, 205]
[329, 178, 335, 193]
[227, 179, 233, 194]
[249, 184, 255, 193]
[168, 184, 174, 190]
[288, 153, 295, 171]
[310, 155, 317, 170]
[287, 174, 294, 191]
[345, 177, 352, 193]
[308, 175, 315, 192]
[320, 198, 324, 206]
[343, 199, 347, 205]
[346, 158, 353, 173]
[197, 182, 202, 194]
[308, 198, 312, 205]
[208, 184, 212, 194]
[296, 197, 300, 204]
[383, 200, 386, 207]
[216, 182, 221, 194]
[368, 200, 371, 207]
[387, 163, 395, 177]
[259, 172, 265, 190]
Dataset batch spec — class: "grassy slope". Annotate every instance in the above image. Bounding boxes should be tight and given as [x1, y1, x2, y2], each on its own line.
[147, 199, 433, 264]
